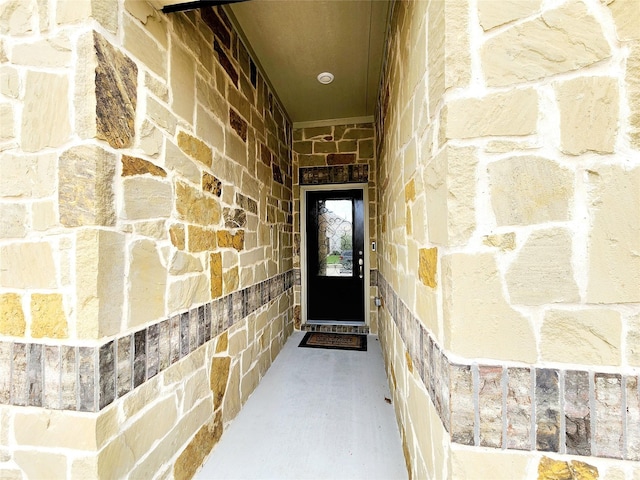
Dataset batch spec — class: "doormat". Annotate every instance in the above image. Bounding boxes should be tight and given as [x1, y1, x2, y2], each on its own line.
[298, 332, 367, 351]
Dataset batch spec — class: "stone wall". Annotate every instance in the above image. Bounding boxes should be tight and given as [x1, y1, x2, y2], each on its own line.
[375, 0, 640, 478]
[292, 123, 378, 333]
[0, 1, 293, 477]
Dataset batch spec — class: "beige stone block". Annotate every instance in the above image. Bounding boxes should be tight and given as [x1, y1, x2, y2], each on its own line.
[58, 145, 116, 227]
[478, 0, 541, 31]
[222, 361, 241, 423]
[122, 177, 172, 220]
[31, 293, 68, 339]
[506, 228, 579, 305]
[147, 96, 177, 136]
[175, 181, 221, 226]
[139, 120, 163, 157]
[225, 131, 248, 168]
[0, 241, 56, 288]
[0, 66, 19, 98]
[0, 102, 14, 143]
[425, 146, 477, 246]
[586, 166, 640, 303]
[0, 293, 25, 336]
[170, 223, 186, 250]
[484, 140, 540, 154]
[541, 309, 621, 366]
[445, 0, 471, 91]
[171, 44, 195, 122]
[197, 106, 225, 151]
[127, 400, 211, 480]
[124, 0, 168, 47]
[607, 0, 640, 41]
[228, 328, 247, 357]
[489, 156, 573, 225]
[0, 203, 26, 238]
[0, 152, 56, 198]
[427, 0, 445, 117]
[123, 376, 160, 421]
[166, 140, 199, 183]
[443, 253, 536, 362]
[12, 36, 72, 67]
[483, 232, 516, 251]
[32, 201, 57, 231]
[223, 266, 239, 295]
[14, 410, 97, 449]
[241, 366, 259, 403]
[70, 456, 99, 480]
[443, 89, 537, 139]
[13, 451, 67, 479]
[133, 220, 167, 240]
[167, 274, 209, 314]
[122, 396, 178, 461]
[123, 13, 166, 78]
[95, 404, 119, 449]
[128, 239, 166, 327]
[21, 71, 71, 151]
[183, 369, 210, 414]
[449, 447, 530, 479]
[168, 250, 203, 275]
[56, 0, 117, 32]
[96, 434, 136, 478]
[482, 1, 610, 87]
[556, 76, 618, 155]
[0, 0, 35, 35]
[628, 44, 640, 150]
[76, 229, 125, 339]
[629, 314, 640, 367]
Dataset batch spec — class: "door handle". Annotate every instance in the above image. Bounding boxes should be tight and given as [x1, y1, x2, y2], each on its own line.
[359, 264, 363, 279]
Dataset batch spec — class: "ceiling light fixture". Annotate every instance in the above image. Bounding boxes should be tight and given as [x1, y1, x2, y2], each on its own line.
[317, 72, 334, 85]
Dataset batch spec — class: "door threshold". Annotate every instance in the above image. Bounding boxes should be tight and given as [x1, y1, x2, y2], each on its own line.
[306, 320, 366, 326]
[301, 323, 370, 334]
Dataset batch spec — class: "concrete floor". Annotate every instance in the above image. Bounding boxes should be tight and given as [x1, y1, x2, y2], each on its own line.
[196, 331, 408, 480]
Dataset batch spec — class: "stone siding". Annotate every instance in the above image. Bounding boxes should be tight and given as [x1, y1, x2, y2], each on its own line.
[292, 123, 378, 333]
[0, 1, 293, 478]
[375, 0, 640, 478]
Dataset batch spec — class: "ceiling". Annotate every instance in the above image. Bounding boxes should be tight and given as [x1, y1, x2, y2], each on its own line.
[153, 0, 392, 126]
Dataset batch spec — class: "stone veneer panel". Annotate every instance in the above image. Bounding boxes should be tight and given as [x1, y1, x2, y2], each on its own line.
[20, 71, 71, 151]
[586, 166, 640, 303]
[58, 145, 117, 228]
[506, 228, 579, 306]
[0, 271, 293, 413]
[481, 1, 610, 87]
[488, 156, 573, 226]
[376, 273, 637, 462]
[442, 253, 536, 363]
[374, 0, 638, 477]
[556, 76, 619, 155]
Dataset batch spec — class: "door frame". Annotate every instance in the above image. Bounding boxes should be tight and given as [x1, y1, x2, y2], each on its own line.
[300, 183, 370, 326]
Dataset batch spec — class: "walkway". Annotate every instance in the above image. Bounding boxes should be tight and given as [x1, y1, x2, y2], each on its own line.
[196, 331, 408, 480]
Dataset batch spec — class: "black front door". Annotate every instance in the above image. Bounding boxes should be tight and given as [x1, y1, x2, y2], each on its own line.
[306, 189, 365, 322]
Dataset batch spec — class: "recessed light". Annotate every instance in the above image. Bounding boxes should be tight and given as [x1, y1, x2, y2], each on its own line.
[317, 72, 334, 85]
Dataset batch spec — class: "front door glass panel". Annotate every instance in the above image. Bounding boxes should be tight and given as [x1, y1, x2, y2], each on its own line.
[316, 199, 353, 278]
[306, 189, 365, 322]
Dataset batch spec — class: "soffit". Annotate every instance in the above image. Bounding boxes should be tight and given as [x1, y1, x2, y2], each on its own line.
[153, 0, 391, 125]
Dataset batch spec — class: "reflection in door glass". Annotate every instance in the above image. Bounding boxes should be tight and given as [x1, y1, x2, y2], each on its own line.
[317, 199, 353, 277]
